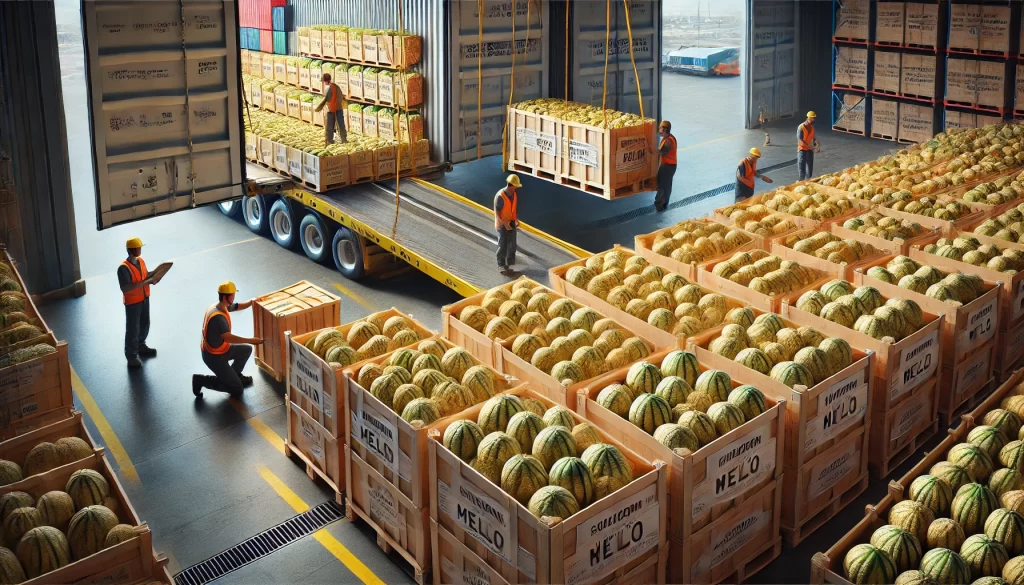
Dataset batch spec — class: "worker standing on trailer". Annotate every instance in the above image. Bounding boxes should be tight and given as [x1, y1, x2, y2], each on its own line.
[119, 237, 156, 369]
[315, 72, 346, 145]
[494, 174, 521, 276]
[797, 111, 820, 180]
[736, 147, 772, 200]
[654, 121, 677, 212]
[192, 282, 263, 398]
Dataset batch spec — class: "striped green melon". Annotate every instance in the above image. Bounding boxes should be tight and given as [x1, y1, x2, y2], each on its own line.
[653, 423, 699, 451]
[15, 526, 68, 579]
[910, 475, 954, 517]
[677, 411, 718, 447]
[581, 443, 633, 486]
[527, 485, 579, 520]
[546, 317, 573, 339]
[23, 443, 62, 477]
[549, 457, 595, 508]
[476, 432, 522, 483]
[844, 543, 898, 585]
[823, 279, 856, 301]
[933, 462, 975, 495]
[929, 518, 967, 551]
[1001, 441, 1024, 473]
[890, 500, 937, 544]
[721, 323, 750, 341]
[521, 398, 546, 417]
[499, 300, 527, 323]
[625, 362, 663, 395]
[507, 412, 546, 453]
[854, 286, 885, 312]
[871, 525, 923, 573]
[820, 337, 854, 375]
[370, 373, 401, 406]
[888, 298, 924, 330]
[440, 348, 475, 380]
[512, 334, 544, 361]
[775, 328, 804, 357]
[357, 363, 384, 391]
[647, 308, 676, 331]
[0, 546, 25, 584]
[950, 443, 996, 482]
[443, 420, 485, 462]
[551, 361, 585, 384]
[725, 307, 756, 327]
[549, 299, 579, 320]
[629, 394, 672, 435]
[655, 376, 691, 407]
[620, 337, 650, 361]
[520, 312, 548, 335]
[478, 395, 525, 435]
[4, 507, 40, 549]
[389, 349, 417, 372]
[484, 317, 518, 341]
[401, 398, 440, 424]
[326, 345, 357, 367]
[418, 339, 448, 359]
[953, 483, 999, 535]
[571, 423, 602, 454]
[393, 385, 425, 416]
[383, 315, 412, 337]
[543, 406, 575, 429]
[754, 312, 785, 333]
[661, 350, 700, 387]
[412, 369, 447, 396]
[876, 306, 909, 339]
[67, 505, 118, 561]
[357, 335, 391, 360]
[390, 329, 422, 350]
[410, 353, 442, 376]
[770, 361, 813, 389]
[746, 323, 775, 347]
[571, 346, 604, 378]
[1005, 556, 1024, 585]
[729, 385, 767, 420]
[710, 336, 745, 360]
[36, 491, 74, 532]
[921, 547, 970, 585]
[65, 469, 109, 510]
[694, 370, 733, 402]
[986, 508, 1024, 556]
[382, 366, 413, 386]
[985, 410, 1024, 441]
[597, 384, 633, 418]
[799, 326, 828, 347]
[686, 391, 715, 413]
[432, 382, 473, 417]
[532, 426, 577, 470]
[990, 468, 1024, 498]
[855, 315, 890, 341]
[796, 290, 828, 316]
[867, 267, 896, 284]
[794, 347, 830, 384]
[707, 402, 746, 435]
[961, 534, 1008, 578]
[893, 570, 937, 585]
[56, 437, 92, 464]
[0, 462, 21, 487]
[1007, 399, 1024, 423]
[735, 348, 772, 375]
[501, 454, 548, 505]
[570, 308, 600, 332]
[821, 302, 857, 328]
[0, 493, 32, 524]
[971, 576, 1008, 585]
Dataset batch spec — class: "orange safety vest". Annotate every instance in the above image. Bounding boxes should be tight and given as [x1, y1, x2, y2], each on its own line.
[798, 122, 815, 151]
[739, 157, 757, 188]
[325, 82, 343, 113]
[121, 258, 149, 305]
[201, 305, 231, 355]
[660, 135, 677, 165]
[497, 188, 517, 224]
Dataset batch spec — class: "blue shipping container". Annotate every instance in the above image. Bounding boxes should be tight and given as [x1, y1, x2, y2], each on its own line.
[247, 28, 260, 50]
[272, 6, 287, 31]
[239, 27, 248, 49]
[273, 31, 286, 54]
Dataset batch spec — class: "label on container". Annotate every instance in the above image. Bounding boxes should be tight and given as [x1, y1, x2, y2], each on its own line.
[289, 344, 325, 412]
[692, 510, 773, 579]
[808, 440, 860, 499]
[891, 392, 931, 441]
[516, 127, 557, 157]
[274, 62, 286, 79]
[569, 140, 600, 168]
[889, 330, 939, 402]
[299, 415, 326, 467]
[441, 556, 492, 585]
[614, 136, 648, 173]
[368, 485, 400, 535]
[566, 484, 659, 585]
[692, 425, 776, 519]
[955, 349, 991, 401]
[350, 394, 400, 476]
[958, 296, 997, 355]
[0, 361, 44, 397]
[804, 370, 868, 452]
[438, 479, 514, 564]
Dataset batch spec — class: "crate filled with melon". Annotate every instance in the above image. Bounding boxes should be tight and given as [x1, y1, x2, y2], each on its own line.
[855, 255, 1000, 423]
[428, 385, 667, 585]
[877, 194, 983, 237]
[833, 209, 941, 255]
[697, 248, 830, 312]
[0, 452, 167, 584]
[633, 218, 759, 280]
[576, 347, 784, 582]
[941, 169, 1024, 211]
[717, 187, 865, 225]
[770, 226, 888, 280]
[687, 308, 873, 546]
[548, 245, 742, 347]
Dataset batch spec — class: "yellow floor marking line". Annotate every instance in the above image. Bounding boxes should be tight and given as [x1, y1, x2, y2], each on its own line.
[332, 282, 376, 311]
[257, 466, 386, 585]
[70, 367, 140, 484]
[228, 398, 285, 455]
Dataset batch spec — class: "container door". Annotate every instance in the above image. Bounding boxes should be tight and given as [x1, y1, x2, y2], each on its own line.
[746, 0, 797, 128]
[81, 0, 245, 229]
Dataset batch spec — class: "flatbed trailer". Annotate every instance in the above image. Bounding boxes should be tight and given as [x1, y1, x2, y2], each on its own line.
[233, 162, 585, 296]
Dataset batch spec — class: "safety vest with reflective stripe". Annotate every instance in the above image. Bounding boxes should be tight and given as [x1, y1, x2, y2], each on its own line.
[201, 305, 231, 355]
[738, 157, 757, 188]
[325, 83, 343, 113]
[660, 135, 677, 165]
[121, 258, 149, 305]
[496, 188, 517, 224]
[798, 122, 815, 151]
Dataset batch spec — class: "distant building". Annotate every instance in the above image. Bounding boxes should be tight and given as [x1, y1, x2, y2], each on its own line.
[663, 46, 740, 76]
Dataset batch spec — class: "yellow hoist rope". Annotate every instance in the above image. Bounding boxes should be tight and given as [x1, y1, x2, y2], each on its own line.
[620, 0, 657, 157]
[564, 0, 570, 110]
[601, 0, 611, 130]
[501, 0, 535, 171]
[392, 0, 408, 238]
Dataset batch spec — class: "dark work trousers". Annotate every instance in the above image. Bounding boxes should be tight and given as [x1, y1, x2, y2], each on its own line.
[735, 181, 755, 200]
[654, 164, 677, 209]
[797, 150, 814, 180]
[496, 225, 518, 268]
[325, 110, 347, 144]
[124, 298, 150, 359]
[200, 345, 253, 393]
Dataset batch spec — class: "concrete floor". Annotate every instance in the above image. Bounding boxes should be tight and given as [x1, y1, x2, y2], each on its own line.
[45, 5, 916, 583]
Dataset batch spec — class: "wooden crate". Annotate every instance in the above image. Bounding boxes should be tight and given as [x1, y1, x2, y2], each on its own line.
[0, 336, 73, 435]
[872, 51, 901, 95]
[577, 352, 785, 543]
[440, 277, 536, 368]
[868, 375, 939, 478]
[634, 219, 762, 281]
[948, 4, 1012, 55]
[428, 386, 668, 585]
[946, 58, 1011, 111]
[900, 54, 939, 101]
[559, 117, 659, 200]
[833, 0, 869, 41]
[905, 3, 940, 48]
[286, 400, 343, 504]
[3, 248, 52, 334]
[20, 523, 170, 585]
[697, 257, 831, 314]
[875, 2, 905, 45]
[879, 198, 986, 237]
[833, 47, 868, 90]
[939, 339, 996, 425]
[998, 317, 1024, 373]
[871, 98, 899, 140]
[0, 407, 73, 442]
[828, 211, 942, 256]
[770, 229, 890, 281]
[0, 410, 97, 472]
[898, 103, 937, 145]
[667, 480, 782, 585]
[507, 108, 561, 182]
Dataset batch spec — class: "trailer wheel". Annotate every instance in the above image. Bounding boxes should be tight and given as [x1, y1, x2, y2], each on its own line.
[218, 200, 240, 217]
[269, 199, 297, 248]
[332, 227, 365, 279]
[299, 212, 331, 263]
[242, 194, 269, 235]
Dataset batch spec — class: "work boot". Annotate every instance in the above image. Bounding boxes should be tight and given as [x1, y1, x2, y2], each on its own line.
[127, 356, 142, 368]
[138, 345, 157, 357]
[192, 375, 204, 398]
[241, 375, 254, 387]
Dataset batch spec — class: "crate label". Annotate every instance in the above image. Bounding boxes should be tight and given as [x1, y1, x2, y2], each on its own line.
[288, 157, 302, 177]
[516, 127, 557, 157]
[1014, 279, 1024, 321]
[889, 330, 939, 402]
[692, 425, 776, 519]
[299, 416, 326, 467]
[0, 361, 43, 395]
[614, 136, 649, 173]
[368, 485, 400, 535]
[569, 140, 600, 168]
[805, 371, 868, 452]
[808, 440, 860, 499]
[692, 510, 773, 579]
[958, 296, 997, 355]
[438, 479, 514, 564]
[891, 391, 931, 441]
[955, 349, 991, 401]
[289, 344, 325, 412]
[441, 557, 492, 585]
[350, 398, 400, 476]
[274, 62, 286, 79]
[567, 483, 659, 585]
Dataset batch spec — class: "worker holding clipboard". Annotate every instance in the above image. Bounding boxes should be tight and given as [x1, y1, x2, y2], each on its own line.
[118, 236, 172, 368]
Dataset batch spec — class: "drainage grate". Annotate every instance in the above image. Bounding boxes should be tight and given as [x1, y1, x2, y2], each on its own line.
[173, 501, 345, 585]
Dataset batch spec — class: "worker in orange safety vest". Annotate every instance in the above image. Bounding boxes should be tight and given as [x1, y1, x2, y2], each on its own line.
[797, 111, 820, 180]
[192, 281, 263, 398]
[654, 120, 677, 212]
[119, 237, 156, 368]
[315, 72, 347, 145]
[494, 174, 520, 275]
[735, 147, 773, 200]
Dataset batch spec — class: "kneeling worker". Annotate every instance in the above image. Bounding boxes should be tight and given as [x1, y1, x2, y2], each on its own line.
[192, 281, 263, 398]
[736, 147, 772, 200]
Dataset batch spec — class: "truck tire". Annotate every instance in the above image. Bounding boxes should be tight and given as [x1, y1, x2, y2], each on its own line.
[269, 199, 297, 249]
[332, 227, 365, 279]
[218, 200, 240, 217]
[299, 212, 331, 263]
[242, 194, 269, 235]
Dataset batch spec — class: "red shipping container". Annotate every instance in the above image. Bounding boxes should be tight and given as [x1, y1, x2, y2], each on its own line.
[257, 0, 272, 30]
[239, 0, 252, 28]
[270, 0, 286, 6]
[260, 29, 273, 53]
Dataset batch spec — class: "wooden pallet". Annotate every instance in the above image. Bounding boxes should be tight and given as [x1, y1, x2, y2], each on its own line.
[284, 402, 343, 506]
[870, 131, 896, 141]
[870, 411, 939, 480]
[510, 161, 557, 182]
[783, 473, 869, 548]
[898, 92, 936, 103]
[943, 99, 1007, 114]
[947, 47, 1011, 58]
[832, 126, 868, 136]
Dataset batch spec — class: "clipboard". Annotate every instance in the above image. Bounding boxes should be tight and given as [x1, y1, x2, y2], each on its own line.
[148, 262, 173, 284]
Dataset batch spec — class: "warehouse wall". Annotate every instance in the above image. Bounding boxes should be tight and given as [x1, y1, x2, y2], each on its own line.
[796, 0, 833, 122]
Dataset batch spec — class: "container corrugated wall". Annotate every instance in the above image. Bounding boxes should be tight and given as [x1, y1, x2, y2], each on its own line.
[288, 0, 448, 163]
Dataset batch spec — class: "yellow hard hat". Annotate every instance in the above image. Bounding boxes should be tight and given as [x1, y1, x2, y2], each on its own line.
[125, 237, 143, 249]
[506, 174, 522, 188]
[749, 147, 762, 158]
[217, 281, 238, 295]
[806, 111, 817, 118]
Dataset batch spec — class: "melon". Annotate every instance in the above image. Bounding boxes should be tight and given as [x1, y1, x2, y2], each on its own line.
[432, 382, 473, 417]
[677, 411, 718, 447]
[628, 393, 672, 435]
[412, 369, 447, 395]
[527, 485, 579, 520]
[418, 339, 447, 359]
[35, 491, 74, 532]
[580, 443, 633, 486]
[725, 307, 756, 327]
[65, 469, 109, 510]
[0, 494, 32, 524]
[476, 432, 522, 483]
[0, 462, 21, 487]
[389, 349, 417, 372]
[870, 525, 923, 573]
[961, 534, 1008, 578]
[820, 337, 854, 374]
[655, 376, 691, 407]
[571, 423, 602, 453]
[443, 420, 485, 462]
[370, 373, 401, 406]
[0, 546, 25, 584]
[950, 443, 996, 482]
[548, 299, 578, 320]
[411, 353, 443, 375]
[910, 475, 954, 517]
[985, 409, 1024, 441]
[1005, 556, 1024, 585]
[986, 508, 1024, 556]
[661, 351, 700, 386]
[794, 346, 829, 384]
[357, 335, 391, 359]
[770, 361, 813, 389]
[991, 468, 1024, 498]
[15, 526, 68, 579]
[3, 507, 40, 549]
[507, 412, 547, 453]
[929, 518, 967, 551]
[709, 336, 745, 360]
[501, 455, 549, 505]
[625, 361, 663, 395]
[953, 482, 999, 535]
[653, 423, 699, 451]
[531, 426, 577, 470]
[103, 524, 137, 548]
[548, 457, 595, 508]
[55, 437, 92, 464]
[920, 547, 970, 585]
[67, 505, 118, 561]
[550, 361, 585, 385]
[694, 370, 733, 402]
[933, 462, 975, 495]
[1002, 441, 1024, 472]
[543, 406, 575, 429]
[357, 363, 384, 391]
[735, 347, 772, 374]
[478, 394, 525, 435]
[844, 543, 898, 585]
[401, 398, 440, 424]
[392, 384, 425, 416]
[441, 348, 475, 380]
[596, 384, 633, 418]
[729, 385, 767, 420]
[890, 500, 936, 543]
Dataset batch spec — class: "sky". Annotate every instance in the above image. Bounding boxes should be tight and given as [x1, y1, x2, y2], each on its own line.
[663, 0, 745, 18]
